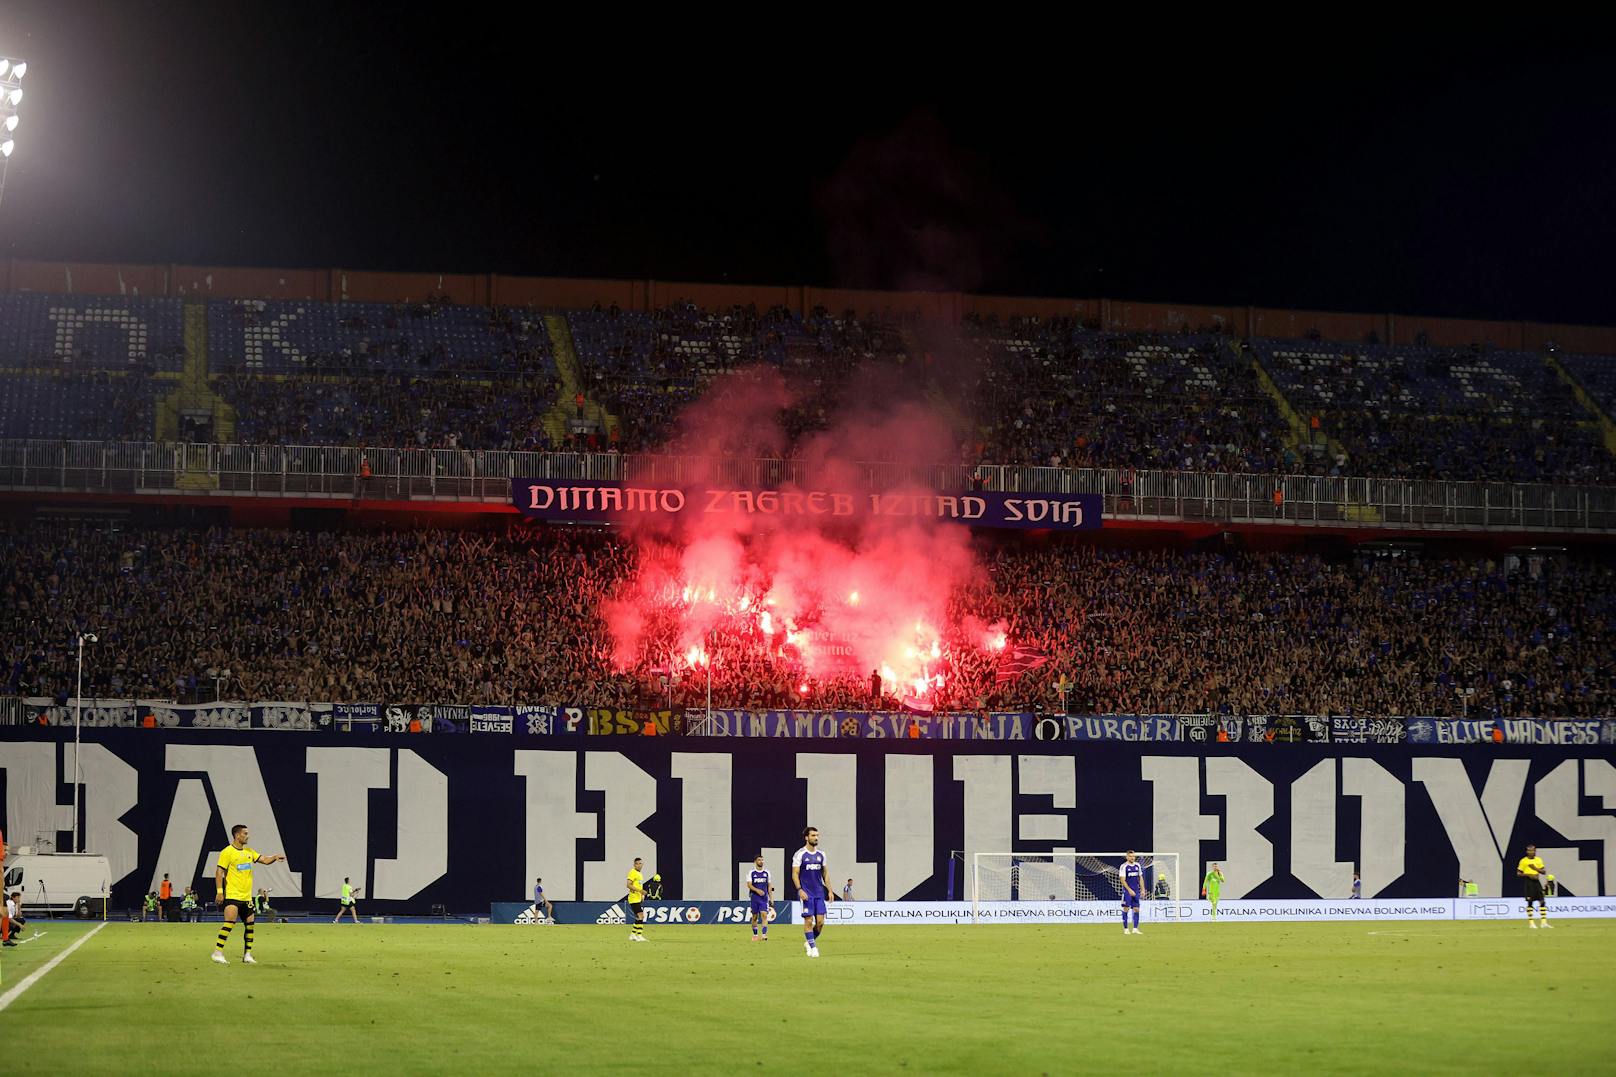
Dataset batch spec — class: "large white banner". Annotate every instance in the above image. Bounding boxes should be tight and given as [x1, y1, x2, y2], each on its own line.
[808, 900, 1123, 925]
[1151, 898, 1453, 922]
[795, 896, 1616, 924]
[1453, 896, 1616, 920]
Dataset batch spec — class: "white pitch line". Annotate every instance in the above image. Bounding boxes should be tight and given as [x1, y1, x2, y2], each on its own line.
[0, 921, 106, 1013]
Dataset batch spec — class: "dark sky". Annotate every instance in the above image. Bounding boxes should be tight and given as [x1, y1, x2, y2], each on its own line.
[0, 5, 1611, 325]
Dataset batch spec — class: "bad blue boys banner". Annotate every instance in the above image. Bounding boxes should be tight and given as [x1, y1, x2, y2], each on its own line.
[512, 479, 1102, 531]
[1, 728, 1612, 912]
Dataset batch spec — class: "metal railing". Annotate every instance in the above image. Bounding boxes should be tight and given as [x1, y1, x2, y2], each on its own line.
[1, 439, 1614, 532]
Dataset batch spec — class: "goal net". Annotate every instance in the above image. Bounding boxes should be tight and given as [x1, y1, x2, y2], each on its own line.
[970, 852, 1180, 922]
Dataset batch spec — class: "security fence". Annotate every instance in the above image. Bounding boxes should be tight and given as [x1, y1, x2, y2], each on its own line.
[0, 440, 1613, 532]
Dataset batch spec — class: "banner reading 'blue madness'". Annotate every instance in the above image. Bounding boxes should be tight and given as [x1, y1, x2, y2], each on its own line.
[512, 479, 1102, 531]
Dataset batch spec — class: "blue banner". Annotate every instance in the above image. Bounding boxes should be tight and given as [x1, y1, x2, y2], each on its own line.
[469, 706, 514, 734]
[1060, 716, 1184, 742]
[512, 479, 1102, 531]
[1406, 718, 1613, 746]
[694, 709, 1036, 740]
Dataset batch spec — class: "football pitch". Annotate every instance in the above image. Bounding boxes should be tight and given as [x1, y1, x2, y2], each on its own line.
[1, 919, 1613, 1075]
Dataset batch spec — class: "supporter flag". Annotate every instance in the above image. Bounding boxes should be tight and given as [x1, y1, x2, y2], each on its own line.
[995, 644, 1048, 686]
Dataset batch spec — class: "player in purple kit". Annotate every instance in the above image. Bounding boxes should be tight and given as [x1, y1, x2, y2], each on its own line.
[747, 853, 774, 941]
[1119, 850, 1144, 935]
[792, 826, 836, 958]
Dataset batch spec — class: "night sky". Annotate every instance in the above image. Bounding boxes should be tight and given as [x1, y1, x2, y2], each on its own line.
[0, 5, 1611, 325]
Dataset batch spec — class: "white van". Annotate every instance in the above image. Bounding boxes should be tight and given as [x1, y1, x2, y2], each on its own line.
[3, 853, 114, 915]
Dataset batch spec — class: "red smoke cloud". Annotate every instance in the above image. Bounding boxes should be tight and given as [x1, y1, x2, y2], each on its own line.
[601, 364, 1004, 707]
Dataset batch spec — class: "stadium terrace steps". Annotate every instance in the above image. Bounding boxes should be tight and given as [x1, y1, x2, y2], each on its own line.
[1544, 352, 1616, 457]
[1242, 341, 1379, 520]
[540, 313, 578, 446]
[543, 313, 617, 444]
[161, 301, 230, 466]
[189, 301, 237, 444]
[154, 393, 178, 441]
[1241, 341, 1334, 459]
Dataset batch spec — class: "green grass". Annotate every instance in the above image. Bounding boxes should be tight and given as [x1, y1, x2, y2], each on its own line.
[1, 919, 1613, 1075]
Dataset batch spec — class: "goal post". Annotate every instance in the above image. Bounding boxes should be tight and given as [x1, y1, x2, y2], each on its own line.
[970, 852, 1180, 923]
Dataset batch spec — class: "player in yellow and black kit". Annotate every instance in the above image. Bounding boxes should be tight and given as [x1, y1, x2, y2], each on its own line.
[626, 857, 648, 942]
[1516, 843, 1553, 929]
[212, 824, 288, 964]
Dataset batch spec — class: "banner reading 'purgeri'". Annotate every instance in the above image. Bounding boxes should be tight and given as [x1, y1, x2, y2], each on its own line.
[511, 479, 1102, 531]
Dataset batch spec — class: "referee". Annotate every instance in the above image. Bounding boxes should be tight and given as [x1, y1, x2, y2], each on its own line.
[1515, 843, 1553, 929]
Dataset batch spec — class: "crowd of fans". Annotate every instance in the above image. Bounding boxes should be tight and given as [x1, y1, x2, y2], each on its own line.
[576, 303, 914, 455]
[214, 370, 558, 451]
[1317, 411, 1614, 485]
[1252, 341, 1616, 484]
[1, 371, 158, 442]
[4, 520, 1610, 720]
[962, 543, 1614, 719]
[963, 316, 1295, 473]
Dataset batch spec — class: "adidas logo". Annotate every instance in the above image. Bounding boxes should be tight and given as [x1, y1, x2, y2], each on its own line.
[595, 904, 627, 925]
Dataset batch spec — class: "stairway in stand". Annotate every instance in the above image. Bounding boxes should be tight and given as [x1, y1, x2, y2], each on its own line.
[543, 313, 618, 447]
[161, 300, 233, 489]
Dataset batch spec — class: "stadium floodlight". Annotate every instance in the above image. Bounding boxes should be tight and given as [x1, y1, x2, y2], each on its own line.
[0, 55, 25, 212]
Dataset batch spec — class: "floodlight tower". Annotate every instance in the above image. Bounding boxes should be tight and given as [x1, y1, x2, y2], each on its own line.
[0, 57, 26, 212]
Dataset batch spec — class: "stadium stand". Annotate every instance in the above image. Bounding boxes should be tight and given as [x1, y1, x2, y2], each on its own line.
[0, 293, 1612, 486]
[0, 372, 159, 440]
[0, 296, 179, 441]
[211, 369, 559, 450]
[964, 316, 1293, 472]
[0, 294, 185, 371]
[569, 303, 896, 454]
[1558, 351, 1616, 422]
[205, 299, 558, 449]
[3, 521, 1609, 719]
[1250, 339, 1615, 483]
[205, 298, 553, 376]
